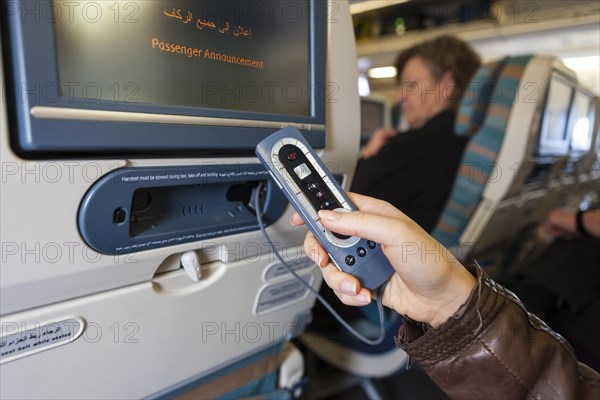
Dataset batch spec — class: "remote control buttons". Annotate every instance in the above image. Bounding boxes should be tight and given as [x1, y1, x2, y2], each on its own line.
[308, 182, 319, 191]
[357, 247, 367, 257]
[323, 208, 360, 248]
[320, 200, 333, 209]
[332, 231, 351, 240]
[328, 208, 351, 240]
[324, 230, 359, 248]
[286, 152, 298, 161]
[367, 241, 376, 249]
[345, 255, 356, 266]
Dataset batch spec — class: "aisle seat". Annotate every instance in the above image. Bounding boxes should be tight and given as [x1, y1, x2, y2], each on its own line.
[433, 55, 533, 251]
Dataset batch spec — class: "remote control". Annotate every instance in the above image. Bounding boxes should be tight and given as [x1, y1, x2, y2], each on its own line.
[256, 126, 394, 290]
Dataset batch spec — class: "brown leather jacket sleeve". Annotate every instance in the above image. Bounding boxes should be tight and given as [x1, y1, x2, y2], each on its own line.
[395, 266, 600, 399]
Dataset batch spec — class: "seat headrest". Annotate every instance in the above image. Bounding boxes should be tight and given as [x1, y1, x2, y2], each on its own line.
[455, 57, 509, 137]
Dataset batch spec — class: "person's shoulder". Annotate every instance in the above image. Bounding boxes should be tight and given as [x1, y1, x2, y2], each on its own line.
[381, 110, 460, 151]
[422, 110, 466, 145]
[424, 110, 456, 131]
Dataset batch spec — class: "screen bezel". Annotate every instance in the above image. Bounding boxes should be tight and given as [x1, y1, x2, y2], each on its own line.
[2, 0, 327, 158]
[535, 70, 575, 157]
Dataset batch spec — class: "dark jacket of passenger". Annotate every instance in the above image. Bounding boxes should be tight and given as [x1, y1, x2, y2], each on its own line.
[396, 265, 600, 399]
[351, 110, 467, 232]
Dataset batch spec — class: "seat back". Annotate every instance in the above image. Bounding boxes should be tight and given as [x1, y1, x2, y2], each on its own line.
[0, 1, 358, 399]
[455, 57, 509, 137]
[432, 55, 533, 251]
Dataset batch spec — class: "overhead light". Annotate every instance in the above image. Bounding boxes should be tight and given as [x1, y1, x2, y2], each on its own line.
[350, 0, 410, 15]
[562, 55, 600, 70]
[358, 75, 371, 96]
[368, 66, 397, 79]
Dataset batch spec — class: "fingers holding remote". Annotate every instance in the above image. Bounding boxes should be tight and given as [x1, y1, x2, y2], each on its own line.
[346, 192, 405, 219]
[302, 231, 328, 268]
[290, 192, 405, 227]
[290, 211, 306, 227]
[303, 231, 372, 306]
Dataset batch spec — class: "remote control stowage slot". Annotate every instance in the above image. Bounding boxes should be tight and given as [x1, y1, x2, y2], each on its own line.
[256, 127, 395, 290]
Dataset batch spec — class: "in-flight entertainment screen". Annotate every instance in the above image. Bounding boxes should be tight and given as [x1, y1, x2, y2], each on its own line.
[3, 0, 326, 155]
[537, 72, 574, 156]
[53, 0, 310, 116]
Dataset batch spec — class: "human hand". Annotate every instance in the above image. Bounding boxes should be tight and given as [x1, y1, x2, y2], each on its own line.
[360, 128, 397, 159]
[543, 208, 577, 240]
[290, 193, 476, 327]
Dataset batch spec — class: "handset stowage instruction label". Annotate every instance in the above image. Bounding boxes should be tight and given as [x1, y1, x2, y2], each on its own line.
[256, 126, 394, 290]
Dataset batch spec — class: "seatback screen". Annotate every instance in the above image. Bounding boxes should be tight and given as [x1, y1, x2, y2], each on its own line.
[540, 76, 572, 142]
[53, 0, 310, 116]
[570, 91, 595, 152]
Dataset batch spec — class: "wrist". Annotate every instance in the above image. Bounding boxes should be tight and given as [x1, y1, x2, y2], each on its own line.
[576, 209, 590, 237]
[427, 269, 477, 328]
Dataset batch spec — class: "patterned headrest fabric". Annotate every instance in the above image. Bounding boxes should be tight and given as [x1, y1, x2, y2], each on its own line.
[434, 55, 534, 249]
[455, 57, 509, 137]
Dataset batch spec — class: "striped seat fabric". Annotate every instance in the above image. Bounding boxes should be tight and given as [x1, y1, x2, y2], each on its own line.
[164, 343, 289, 399]
[455, 57, 508, 137]
[433, 55, 533, 249]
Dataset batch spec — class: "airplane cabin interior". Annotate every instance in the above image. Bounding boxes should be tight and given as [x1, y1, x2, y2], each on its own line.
[1, 1, 598, 399]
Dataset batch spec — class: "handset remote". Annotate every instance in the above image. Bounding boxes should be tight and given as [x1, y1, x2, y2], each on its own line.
[256, 126, 394, 290]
